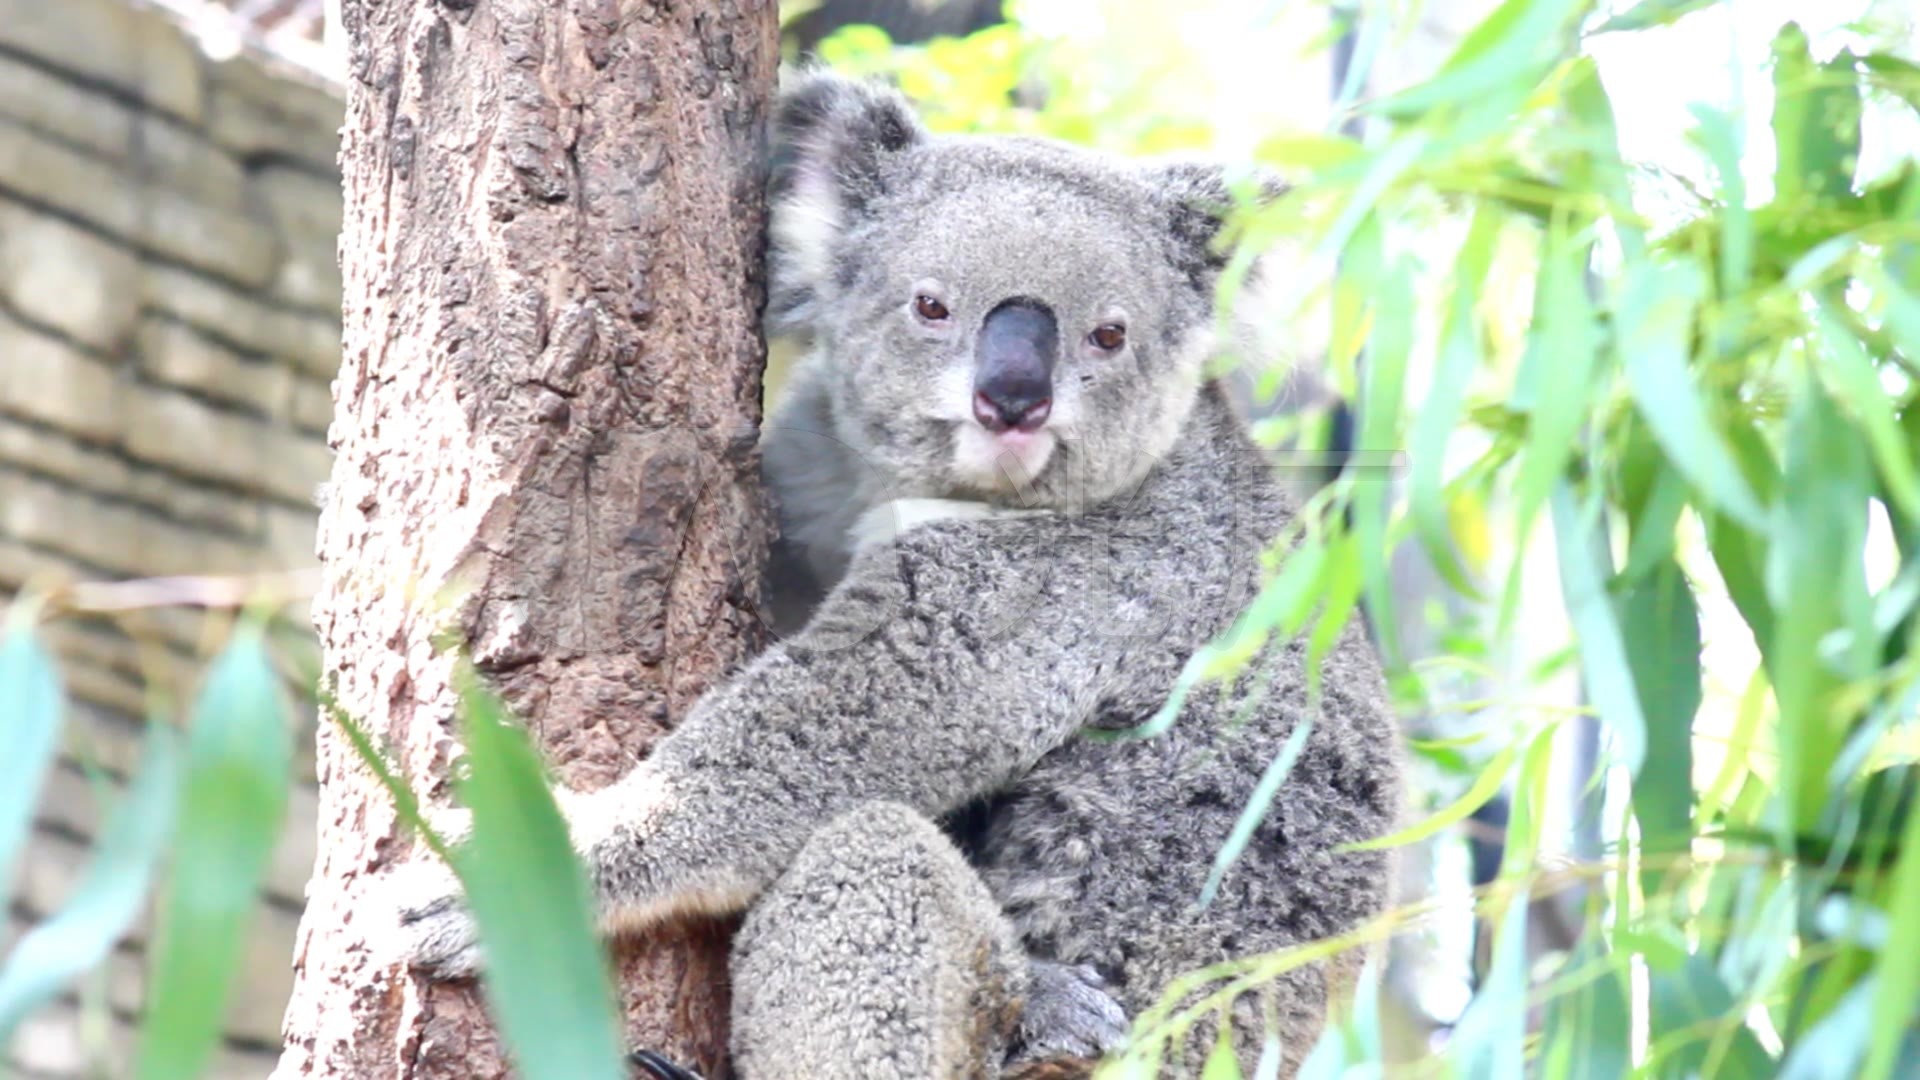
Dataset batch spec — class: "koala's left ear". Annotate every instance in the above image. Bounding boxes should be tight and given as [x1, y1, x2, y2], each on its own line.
[767, 68, 926, 332]
[1147, 162, 1288, 293]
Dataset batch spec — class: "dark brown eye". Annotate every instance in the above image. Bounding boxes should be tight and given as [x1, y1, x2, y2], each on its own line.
[1089, 323, 1127, 352]
[914, 294, 950, 322]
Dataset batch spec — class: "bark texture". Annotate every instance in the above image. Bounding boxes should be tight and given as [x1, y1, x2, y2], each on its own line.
[274, 1, 777, 1077]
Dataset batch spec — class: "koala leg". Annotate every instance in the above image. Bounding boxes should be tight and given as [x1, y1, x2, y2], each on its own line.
[728, 801, 1028, 1080]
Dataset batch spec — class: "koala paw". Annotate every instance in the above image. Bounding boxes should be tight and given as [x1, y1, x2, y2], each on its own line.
[1011, 961, 1130, 1064]
[378, 807, 484, 979]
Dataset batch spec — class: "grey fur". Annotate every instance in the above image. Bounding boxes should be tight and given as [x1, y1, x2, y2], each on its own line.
[393, 70, 1402, 1078]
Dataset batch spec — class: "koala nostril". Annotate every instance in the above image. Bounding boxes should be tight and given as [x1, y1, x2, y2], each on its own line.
[974, 390, 1051, 434]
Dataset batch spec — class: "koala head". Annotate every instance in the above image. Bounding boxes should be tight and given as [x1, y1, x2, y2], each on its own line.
[767, 70, 1272, 511]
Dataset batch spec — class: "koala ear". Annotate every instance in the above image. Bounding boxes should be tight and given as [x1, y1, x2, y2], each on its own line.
[767, 69, 926, 333]
[1146, 162, 1288, 295]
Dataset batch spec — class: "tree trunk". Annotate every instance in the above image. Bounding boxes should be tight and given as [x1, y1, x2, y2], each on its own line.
[273, 1, 777, 1077]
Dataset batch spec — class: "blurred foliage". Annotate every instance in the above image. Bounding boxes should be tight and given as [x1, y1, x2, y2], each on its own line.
[810, 0, 1920, 1074]
[5, 1, 1920, 1077]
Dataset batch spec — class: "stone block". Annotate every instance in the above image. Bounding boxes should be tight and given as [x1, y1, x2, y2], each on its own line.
[289, 377, 335, 436]
[137, 317, 294, 416]
[143, 265, 341, 379]
[0, 122, 275, 288]
[207, 54, 343, 171]
[0, 471, 266, 577]
[0, 0, 207, 122]
[253, 165, 343, 310]
[0, 201, 144, 350]
[0, 314, 126, 443]
[0, 414, 263, 537]
[0, 54, 250, 212]
[121, 382, 333, 507]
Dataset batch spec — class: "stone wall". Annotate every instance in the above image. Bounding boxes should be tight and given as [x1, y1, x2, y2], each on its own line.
[0, 1, 342, 1075]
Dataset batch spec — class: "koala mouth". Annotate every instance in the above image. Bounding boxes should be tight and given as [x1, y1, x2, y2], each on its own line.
[949, 421, 1059, 496]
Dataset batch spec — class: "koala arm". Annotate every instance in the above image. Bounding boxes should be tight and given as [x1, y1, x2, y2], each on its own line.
[571, 538, 1101, 931]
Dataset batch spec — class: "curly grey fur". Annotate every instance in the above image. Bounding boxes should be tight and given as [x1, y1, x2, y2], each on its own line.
[393, 69, 1403, 1078]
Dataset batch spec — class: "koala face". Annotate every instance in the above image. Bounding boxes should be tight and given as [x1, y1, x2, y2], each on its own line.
[768, 72, 1260, 510]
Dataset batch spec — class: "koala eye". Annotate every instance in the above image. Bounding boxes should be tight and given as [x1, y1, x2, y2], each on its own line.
[1089, 323, 1127, 352]
[913, 294, 951, 323]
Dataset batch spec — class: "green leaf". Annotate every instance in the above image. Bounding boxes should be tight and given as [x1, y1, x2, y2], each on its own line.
[0, 728, 181, 1044]
[453, 670, 626, 1080]
[1814, 302, 1920, 524]
[1201, 1014, 1244, 1080]
[137, 627, 292, 1080]
[1645, 953, 1772, 1076]
[1409, 208, 1501, 596]
[1865, 787, 1920, 1080]
[1354, 253, 1414, 670]
[1512, 232, 1601, 542]
[1339, 740, 1517, 853]
[1620, 558, 1701, 858]
[1540, 939, 1631, 1080]
[1449, 894, 1528, 1076]
[0, 619, 65, 913]
[1372, 0, 1580, 117]
[1199, 719, 1313, 908]
[1772, 26, 1863, 207]
[1783, 976, 1878, 1080]
[1589, 0, 1719, 34]
[1612, 260, 1767, 531]
[1552, 483, 1647, 773]
[1768, 377, 1873, 836]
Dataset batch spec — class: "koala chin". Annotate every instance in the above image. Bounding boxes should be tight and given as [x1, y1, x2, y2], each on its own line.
[392, 68, 1404, 1080]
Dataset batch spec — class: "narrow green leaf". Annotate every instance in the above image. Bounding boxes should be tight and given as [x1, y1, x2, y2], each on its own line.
[1449, 894, 1528, 1076]
[1512, 232, 1601, 540]
[1354, 255, 1414, 670]
[0, 620, 64, 913]
[1201, 1014, 1244, 1080]
[137, 627, 292, 1080]
[0, 728, 181, 1044]
[1409, 209, 1501, 596]
[1768, 378, 1873, 836]
[1540, 938, 1631, 1080]
[1589, 0, 1718, 34]
[1620, 558, 1701, 858]
[1551, 483, 1647, 773]
[1865, 791, 1920, 1080]
[1783, 976, 1878, 1080]
[1613, 260, 1767, 530]
[453, 670, 626, 1080]
[1772, 26, 1863, 207]
[1339, 741, 1517, 853]
[1814, 302, 1920, 524]
[1372, 0, 1578, 117]
[1199, 719, 1313, 908]
[1645, 953, 1772, 1076]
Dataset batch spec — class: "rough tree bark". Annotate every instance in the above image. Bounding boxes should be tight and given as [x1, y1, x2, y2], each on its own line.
[273, 2, 777, 1077]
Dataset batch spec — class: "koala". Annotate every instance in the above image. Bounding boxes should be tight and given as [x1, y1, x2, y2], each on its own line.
[394, 70, 1403, 1079]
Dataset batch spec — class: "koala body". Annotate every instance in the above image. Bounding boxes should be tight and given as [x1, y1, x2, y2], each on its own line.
[399, 71, 1402, 1079]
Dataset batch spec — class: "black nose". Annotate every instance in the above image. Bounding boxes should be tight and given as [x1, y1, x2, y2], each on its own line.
[973, 387, 1051, 433]
[974, 297, 1057, 434]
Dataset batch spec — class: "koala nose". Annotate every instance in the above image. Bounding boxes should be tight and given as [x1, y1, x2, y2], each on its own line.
[974, 297, 1057, 434]
[973, 387, 1052, 433]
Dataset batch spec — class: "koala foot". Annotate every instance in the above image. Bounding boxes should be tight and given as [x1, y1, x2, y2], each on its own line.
[380, 855, 484, 978]
[375, 806, 485, 979]
[1010, 961, 1129, 1064]
[628, 1049, 704, 1080]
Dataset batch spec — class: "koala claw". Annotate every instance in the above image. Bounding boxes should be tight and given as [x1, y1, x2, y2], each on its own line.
[381, 856, 484, 979]
[1011, 961, 1130, 1063]
[627, 1050, 704, 1080]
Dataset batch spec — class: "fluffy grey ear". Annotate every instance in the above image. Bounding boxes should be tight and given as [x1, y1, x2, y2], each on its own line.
[767, 69, 926, 333]
[1146, 162, 1287, 295]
